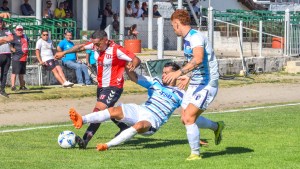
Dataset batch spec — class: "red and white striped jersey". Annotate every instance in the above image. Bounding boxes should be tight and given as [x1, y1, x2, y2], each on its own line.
[84, 41, 136, 88]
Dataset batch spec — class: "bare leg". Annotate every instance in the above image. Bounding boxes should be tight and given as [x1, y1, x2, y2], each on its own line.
[55, 65, 67, 82]
[52, 68, 64, 85]
[19, 74, 25, 87]
[11, 74, 16, 87]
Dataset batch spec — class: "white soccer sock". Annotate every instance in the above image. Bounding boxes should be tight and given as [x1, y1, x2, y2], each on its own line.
[195, 116, 218, 131]
[106, 127, 137, 148]
[83, 109, 111, 124]
[185, 123, 200, 155]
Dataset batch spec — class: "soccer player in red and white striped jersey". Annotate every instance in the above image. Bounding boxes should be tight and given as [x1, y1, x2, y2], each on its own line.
[55, 30, 141, 148]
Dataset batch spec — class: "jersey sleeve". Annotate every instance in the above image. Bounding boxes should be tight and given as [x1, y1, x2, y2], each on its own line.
[57, 40, 65, 50]
[84, 42, 94, 50]
[116, 46, 136, 61]
[137, 74, 155, 89]
[35, 39, 41, 50]
[86, 49, 91, 54]
[190, 33, 205, 49]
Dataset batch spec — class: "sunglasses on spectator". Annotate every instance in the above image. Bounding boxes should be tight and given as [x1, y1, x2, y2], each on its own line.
[42, 34, 49, 36]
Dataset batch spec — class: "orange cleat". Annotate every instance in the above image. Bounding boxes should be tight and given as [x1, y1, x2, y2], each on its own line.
[69, 108, 83, 129]
[96, 143, 108, 151]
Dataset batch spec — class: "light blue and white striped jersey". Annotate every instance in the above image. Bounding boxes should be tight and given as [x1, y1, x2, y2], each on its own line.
[184, 29, 219, 87]
[137, 75, 185, 126]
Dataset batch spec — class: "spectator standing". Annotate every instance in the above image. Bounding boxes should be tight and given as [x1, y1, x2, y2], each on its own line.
[57, 31, 91, 86]
[112, 14, 119, 35]
[54, 2, 66, 19]
[21, 0, 34, 16]
[0, 17, 13, 98]
[35, 30, 73, 87]
[100, 3, 113, 30]
[0, 0, 9, 12]
[191, 0, 200, 17]
[141, 2, 148, 19]
[153, 4, 161, 18]
[43, 0, 54, 19]
[10, 25, 29, 91]
[125, 1, 133, 17]
[64, 1, 73, 18]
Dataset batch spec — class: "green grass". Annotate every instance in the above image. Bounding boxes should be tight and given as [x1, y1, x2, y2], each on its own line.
[0, 104, 300, 169]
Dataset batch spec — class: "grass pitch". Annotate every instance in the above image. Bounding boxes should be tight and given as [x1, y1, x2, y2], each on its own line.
[0, 104, 300, 169]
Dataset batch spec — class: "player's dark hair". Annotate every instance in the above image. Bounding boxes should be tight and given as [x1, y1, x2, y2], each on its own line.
[91, 29, 107, 39]
[164, 62, 180, 71]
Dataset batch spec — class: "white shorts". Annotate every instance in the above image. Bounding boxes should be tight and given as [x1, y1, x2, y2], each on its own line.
[181, 84, 218, 110]
[118, 103, 161, 135]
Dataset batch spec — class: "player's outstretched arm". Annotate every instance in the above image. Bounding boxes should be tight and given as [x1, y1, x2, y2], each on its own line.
[125, 68, 138, 83]
[126, 56, 141, 72]
[54, 43, 86, 59]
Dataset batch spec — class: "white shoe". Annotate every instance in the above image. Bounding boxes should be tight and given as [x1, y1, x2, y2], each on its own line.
[63, 81, 74, 87]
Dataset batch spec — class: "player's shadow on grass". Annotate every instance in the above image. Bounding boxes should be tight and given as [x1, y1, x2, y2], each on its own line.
[202, 147, 254, 158]
[9, 90, 44, 95]
[117, 137, 187, 150]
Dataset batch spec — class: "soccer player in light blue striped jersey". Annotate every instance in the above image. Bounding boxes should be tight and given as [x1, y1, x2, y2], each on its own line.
[69, 62, 185, 151]
[165, 9, 225, 160]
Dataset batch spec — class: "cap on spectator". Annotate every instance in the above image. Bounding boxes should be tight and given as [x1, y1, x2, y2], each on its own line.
[16, 25, 23, 30]
[46, 0, 52, 4]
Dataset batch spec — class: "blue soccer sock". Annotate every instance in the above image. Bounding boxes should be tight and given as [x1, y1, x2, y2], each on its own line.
[195, 116, 218, 131]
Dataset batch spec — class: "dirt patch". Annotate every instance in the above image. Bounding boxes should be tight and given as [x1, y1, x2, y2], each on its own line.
[0, 83, 300, 127]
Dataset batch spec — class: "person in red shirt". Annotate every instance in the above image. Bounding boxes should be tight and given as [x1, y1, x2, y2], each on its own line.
[55, 29, 141, 149]
[10, 25, 29, 91]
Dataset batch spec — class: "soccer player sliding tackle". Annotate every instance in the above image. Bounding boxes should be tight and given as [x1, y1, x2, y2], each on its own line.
[69, 62, 223, 158]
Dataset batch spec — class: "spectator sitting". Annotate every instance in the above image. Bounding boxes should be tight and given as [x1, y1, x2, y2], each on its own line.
[57, 31, 91, 86]
[10, 25, 29, 91]
[21, 0, 34, 16]
[43, 0, 54, 18]
[128, 24, 138, 39]
[125, 1, 133, 17]
[54, 2, 66, 18]
[153, 4, 161, 18]
[64, 1, 73, 18]
[0, 0, 9, 12]
[112, 14, 119, 35]
[35, 30, 74, 87]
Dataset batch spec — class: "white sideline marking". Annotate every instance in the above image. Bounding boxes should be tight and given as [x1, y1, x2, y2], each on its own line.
[173, 102, 300, 116]
[0, 124, 72, 133]
[1, 102, 300, 133]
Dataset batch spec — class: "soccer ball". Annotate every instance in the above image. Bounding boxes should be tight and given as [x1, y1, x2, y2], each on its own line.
[57, 130, 76, 149]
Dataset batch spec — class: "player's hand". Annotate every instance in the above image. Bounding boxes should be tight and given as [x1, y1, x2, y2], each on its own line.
[164, 70, 181, 84]
[177, 75, 190, 90]
[126, 62, 135, 72]
[54, 52, 64, 59]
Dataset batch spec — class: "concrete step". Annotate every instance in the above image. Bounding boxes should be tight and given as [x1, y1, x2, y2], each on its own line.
[286, 61, 300, 74]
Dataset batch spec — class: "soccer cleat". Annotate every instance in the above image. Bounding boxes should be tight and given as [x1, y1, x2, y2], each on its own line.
[96, 143, 108, 151]
[214, 121, 225, 145]
[69, 108, 83, 129]
[75, 136, 86, 149]
[186, 154, 202, 161]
